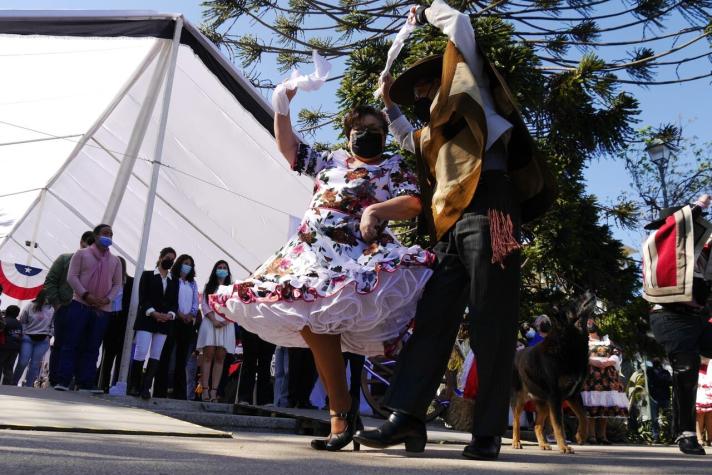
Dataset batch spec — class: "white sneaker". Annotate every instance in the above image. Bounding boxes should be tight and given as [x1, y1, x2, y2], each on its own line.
[54, 385, 69, 391]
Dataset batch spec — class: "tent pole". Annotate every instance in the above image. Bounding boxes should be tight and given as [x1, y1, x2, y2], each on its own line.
[0, 40, 163, 260]
[101, 41, 172, 226]
[114, 17, 184, 395]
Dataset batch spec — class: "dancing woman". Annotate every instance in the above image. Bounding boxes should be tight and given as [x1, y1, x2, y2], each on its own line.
[210, 87, 433, 451]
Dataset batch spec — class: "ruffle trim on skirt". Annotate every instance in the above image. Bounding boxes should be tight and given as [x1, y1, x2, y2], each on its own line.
[209, 266, 432, 356]
[581, 390, 629, 414]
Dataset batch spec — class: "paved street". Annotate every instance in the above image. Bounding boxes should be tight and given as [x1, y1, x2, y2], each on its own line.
[0, 386, 710, 474]
[1, 429, 710, 474]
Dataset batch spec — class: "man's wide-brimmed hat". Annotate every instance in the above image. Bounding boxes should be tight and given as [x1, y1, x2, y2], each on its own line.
[644, 206, 684, 230]
[390, 54, 443, 105]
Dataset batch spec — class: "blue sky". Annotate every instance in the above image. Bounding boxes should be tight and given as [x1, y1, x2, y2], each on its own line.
[4, 0, 711, 249]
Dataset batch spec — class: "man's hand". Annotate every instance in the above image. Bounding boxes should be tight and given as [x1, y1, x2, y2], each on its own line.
[84, 293, 100, 307]
[360, 207, 381, 242]
[381, 73, 394, 108]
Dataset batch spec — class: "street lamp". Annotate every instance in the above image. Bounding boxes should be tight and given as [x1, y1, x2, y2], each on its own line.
[645, 139, 673, 164]
[645, 138, 674, 209]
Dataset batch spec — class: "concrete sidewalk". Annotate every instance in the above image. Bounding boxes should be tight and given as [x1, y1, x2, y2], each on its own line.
[0, 386, 229, 438]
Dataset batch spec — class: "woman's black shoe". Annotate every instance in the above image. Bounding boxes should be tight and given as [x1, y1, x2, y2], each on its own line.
[354, 411, 427, 453]
[462, 436, 502, 460]
[311, 411, 362, 451]
[678, 436, 706, 455]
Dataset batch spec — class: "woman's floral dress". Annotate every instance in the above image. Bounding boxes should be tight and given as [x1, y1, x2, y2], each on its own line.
[210, 145, 434, 356]
[581, 335, 629, 417]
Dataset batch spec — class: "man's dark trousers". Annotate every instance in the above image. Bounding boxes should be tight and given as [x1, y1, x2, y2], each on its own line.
[384, 171, 521, 437]
[649, 308, 712, 436]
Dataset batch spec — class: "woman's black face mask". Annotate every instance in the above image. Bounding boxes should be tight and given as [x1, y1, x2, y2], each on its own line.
[350, 129, 384, 159]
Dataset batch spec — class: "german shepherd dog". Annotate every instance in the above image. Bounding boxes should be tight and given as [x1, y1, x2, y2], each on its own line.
[510, 291, 596, 454]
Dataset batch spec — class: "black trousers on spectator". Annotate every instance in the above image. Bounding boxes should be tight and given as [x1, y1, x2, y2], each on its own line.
[98, 311, 126, 391]
[649, 309, 712, 437]
[155, 320, 195, 399]
[48, 304, 70, 386]
[287, 347, 317, 407]
[0, 350, 18, 385]
[384, 171, 521, 437]
[239, 329, 275, 405]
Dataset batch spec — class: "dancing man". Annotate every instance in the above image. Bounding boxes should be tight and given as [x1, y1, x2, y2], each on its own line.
[355, 0, 554, 460]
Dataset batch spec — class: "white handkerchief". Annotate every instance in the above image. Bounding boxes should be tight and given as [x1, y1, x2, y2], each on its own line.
[374, 7, 418, 98]
[272, 50, 332, 116]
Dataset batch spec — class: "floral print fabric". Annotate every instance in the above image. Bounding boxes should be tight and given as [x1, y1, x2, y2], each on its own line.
[581, 335, 630, 418]
[209, 146, 434, 355]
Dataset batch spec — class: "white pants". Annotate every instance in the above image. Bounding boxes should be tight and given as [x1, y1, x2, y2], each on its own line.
[133, 331, 167, 361]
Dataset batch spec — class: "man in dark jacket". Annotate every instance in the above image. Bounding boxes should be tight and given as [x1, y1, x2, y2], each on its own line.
[0, 305, 22, 384]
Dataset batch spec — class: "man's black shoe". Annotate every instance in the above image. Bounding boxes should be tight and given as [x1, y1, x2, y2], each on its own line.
[462, 436, 502, 461]
[353, 411, 426, 452]
[678, 436, 706, 455]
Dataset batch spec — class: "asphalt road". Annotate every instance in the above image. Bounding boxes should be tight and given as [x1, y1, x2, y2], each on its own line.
[0, 430, 709, 475]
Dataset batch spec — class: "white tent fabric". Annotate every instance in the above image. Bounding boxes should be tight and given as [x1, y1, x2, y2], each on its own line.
[0, 12, 312, 291]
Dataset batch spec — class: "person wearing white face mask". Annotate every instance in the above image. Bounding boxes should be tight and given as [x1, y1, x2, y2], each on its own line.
[156, 254, 199, 400]
[197, 260, 235, 402]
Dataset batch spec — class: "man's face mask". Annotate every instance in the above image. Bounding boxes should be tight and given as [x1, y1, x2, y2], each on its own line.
[350, 129, 384, 159]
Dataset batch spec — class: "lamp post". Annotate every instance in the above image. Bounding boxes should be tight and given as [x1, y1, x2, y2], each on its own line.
[645, 139, 674, 209]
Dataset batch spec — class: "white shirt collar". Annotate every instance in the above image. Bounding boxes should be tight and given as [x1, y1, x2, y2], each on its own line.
[153, 268, 173, 279]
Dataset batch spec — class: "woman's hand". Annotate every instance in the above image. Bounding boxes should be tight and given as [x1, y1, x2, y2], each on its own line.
[360, 207, 381, 242]
[286, 87, 297, 102]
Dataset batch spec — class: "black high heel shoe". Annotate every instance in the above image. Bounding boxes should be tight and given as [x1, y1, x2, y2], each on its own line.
[311, 410, 362, 452]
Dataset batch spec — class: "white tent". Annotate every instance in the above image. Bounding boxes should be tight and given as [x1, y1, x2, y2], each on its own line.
[0, 11, 312, 389]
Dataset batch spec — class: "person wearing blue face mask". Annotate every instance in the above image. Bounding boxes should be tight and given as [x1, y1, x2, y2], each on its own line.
[197, 260, 235, 402]
[154, 254, 199, 400]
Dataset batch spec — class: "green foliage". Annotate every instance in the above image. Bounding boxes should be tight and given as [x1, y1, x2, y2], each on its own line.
[621, 125, 712, 221]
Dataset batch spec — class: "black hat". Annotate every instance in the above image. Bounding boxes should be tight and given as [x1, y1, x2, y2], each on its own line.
[390, 55, 443, 105]
[644, 206, 684, 230]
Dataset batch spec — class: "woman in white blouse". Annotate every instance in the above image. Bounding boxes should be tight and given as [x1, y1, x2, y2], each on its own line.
[197, 260, 235, 402]
[13, 290, 54, 386]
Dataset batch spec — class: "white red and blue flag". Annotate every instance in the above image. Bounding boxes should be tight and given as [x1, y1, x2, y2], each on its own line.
[0, 261, 45, 301]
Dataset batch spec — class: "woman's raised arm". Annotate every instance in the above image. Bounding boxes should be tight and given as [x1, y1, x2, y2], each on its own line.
[274, 88, 300, 167]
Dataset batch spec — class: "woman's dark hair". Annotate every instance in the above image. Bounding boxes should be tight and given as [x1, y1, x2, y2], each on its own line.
[31, 289, 48, 313]
[342, 105, 388, 138]
[204, 260, 232, 297]
[156, 247, 176, 267]
[117, 256, 127, 282]
[93, 223, 111, 235]
[171, 254, 196, 282]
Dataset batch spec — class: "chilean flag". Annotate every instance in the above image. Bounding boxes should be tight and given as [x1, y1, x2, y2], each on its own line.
[0, 261, 45, 301]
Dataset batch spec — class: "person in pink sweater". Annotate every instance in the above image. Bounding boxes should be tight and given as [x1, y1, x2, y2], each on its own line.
[55, 224, 122, 392]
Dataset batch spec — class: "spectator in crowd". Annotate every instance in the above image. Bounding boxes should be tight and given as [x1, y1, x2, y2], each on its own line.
[239, 328, 275, 406]
[197, 260, 234, 402]
[12, 290, 54, 387]
[57, 224, 122, 392]
[273, 346, 290, 407]
[647, 357, 672, 443]
[581, 319, 629, 444]
[696, 357, 712, 445]
[45, 230, 95, 387]
[165, 254, 199, 400]
[129, 247, 178, 400]
[0, 305, 22, 384]
[287, 347, 317, 409]
[98, 257, 133, 392]
[344, 352, 365, 409]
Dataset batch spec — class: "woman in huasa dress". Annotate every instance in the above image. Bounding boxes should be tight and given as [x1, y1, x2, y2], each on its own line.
[581, 319, 629, 444]
[696, 357, 712, 445]
[210, 89, 434, 451]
